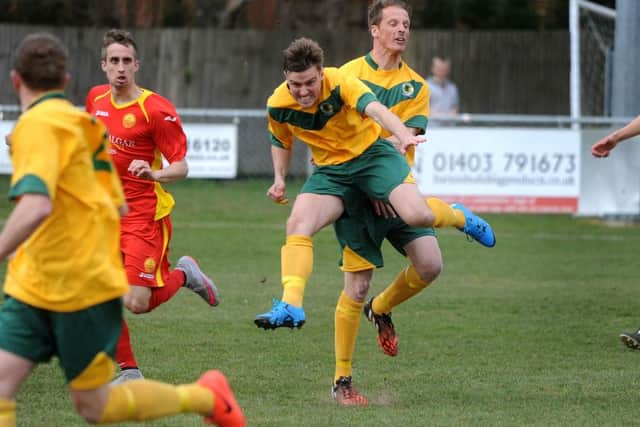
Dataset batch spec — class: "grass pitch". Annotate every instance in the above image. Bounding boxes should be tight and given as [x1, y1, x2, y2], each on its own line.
[1, 176, 639, 426]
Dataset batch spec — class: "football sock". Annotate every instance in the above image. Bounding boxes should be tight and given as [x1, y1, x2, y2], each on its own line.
[426, 197, 466, 228]
[372, 265, 430, 314]
[98, 380, 213, 423]
[147, 269, 185, 311]
[281, 235, 313, 307]
[115, 319, 139, 370]
[334, 291, 364, 382]
[0, 398, 15, 427]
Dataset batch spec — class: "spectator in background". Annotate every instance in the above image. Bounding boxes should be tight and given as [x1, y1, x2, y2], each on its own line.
[591, 115, 640, 350]
[427, 56, 459, 116]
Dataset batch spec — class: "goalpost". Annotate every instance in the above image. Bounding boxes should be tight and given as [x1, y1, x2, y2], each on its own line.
[569, 0, 616, 122]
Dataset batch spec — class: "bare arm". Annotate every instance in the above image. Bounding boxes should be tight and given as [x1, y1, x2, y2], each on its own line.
[364, 101, 425, 154]
[0, 194, 51, 260]
[128, 158, 188, 183]
[592, 115, 640, 158]
[267, 145, 291, 204]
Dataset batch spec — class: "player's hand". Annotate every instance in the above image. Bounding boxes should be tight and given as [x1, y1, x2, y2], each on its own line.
[267, 181, 288, 205]
[591, 135, 618, 158]
[399, 134, 426, 154]
[128, 159, 155, 180]
[371, 198, 397, 219]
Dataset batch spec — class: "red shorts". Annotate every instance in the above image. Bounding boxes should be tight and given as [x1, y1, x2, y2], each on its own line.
[120, 216, 173, 288]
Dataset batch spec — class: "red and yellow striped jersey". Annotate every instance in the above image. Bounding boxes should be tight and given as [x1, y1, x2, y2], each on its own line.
[85, 84, 186, 223]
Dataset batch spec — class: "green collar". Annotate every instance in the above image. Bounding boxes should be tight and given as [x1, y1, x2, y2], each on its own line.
[28, 91, 67, 110]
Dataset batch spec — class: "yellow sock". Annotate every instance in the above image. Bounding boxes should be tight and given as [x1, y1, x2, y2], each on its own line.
[98, 380, 213, 423]
[372, 265, 430, 314]
[334, 291, 364, 382]
[0, 398, 15, 427]
[426, 197, 466, 228]
[281, 235, 313, 307]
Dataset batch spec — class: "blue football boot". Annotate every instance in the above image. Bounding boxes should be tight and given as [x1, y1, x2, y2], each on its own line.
[451, 203, 496, 248]
[254, 298, 306, 329]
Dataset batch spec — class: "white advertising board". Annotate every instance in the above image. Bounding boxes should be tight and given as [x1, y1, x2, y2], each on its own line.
[414, 128, 581, 213]
[0, 122, 238, 179]
[182, 123, 237, 178]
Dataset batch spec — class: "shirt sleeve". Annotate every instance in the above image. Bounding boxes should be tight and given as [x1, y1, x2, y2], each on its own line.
[9, 117, 59, 201]
[403, 80, 430, 133]
[267, 111, 294, 150]
[338, 71, 377, 115]
[149, 99, 187, 164]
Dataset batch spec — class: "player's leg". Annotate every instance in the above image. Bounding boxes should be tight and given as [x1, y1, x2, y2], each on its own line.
[365, 228, 440, 357]
[255, 192, 343, 330]
[153, 216, 220, 307]
[73, 371, 244, 426]
[0, 297, 54, 426]
[60, 299, 244, 426]
[356, 140, 495, 246]
[333, 270, 371, 406]
[0, 350, 34, 427]
[114, 223, 180, 382]
[331, 206, 382, 405]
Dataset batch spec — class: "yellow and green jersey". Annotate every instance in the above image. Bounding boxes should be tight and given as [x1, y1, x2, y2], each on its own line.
[340, 53, 429, 166]
[267, 67, 381, 166]
[4, 92, 128, 312]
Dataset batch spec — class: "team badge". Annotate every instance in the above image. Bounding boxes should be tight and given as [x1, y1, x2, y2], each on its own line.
[319, 101, 335, 115]
[122, 113, 136, 128]
[144, 257, 156, 273]
[401, 83, 415, 97]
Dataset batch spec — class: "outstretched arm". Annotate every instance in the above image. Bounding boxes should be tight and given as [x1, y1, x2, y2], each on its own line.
[592, 115, 640, 158]
[364, 101, 425, 154]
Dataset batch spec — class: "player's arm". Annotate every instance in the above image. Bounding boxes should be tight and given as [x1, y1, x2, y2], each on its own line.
[267, 145, 291, 204]
[364, 101, 425, 154]
[0, 194, 51, 261]
[128, 158, 188, 183]
[592, 115, 640, 158]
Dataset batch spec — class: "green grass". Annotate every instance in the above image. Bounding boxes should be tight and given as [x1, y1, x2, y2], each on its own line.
[1, 176, 640, 426]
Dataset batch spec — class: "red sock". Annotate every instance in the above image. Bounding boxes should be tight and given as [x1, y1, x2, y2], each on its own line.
[147, 269, 185, 311]
[115, 319, 138, 369]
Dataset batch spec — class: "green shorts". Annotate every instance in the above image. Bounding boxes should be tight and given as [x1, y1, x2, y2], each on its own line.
[301, 139, 411, 202]
[334, 188, 436, 270]
[0, 296, 122, 385]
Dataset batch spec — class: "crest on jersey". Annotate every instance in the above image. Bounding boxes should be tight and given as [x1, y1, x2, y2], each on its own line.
[319, 101, 335, 115]
[144, 257, 156, 273]
[401, 83, 415, 97]
[122, 113, 136, 128]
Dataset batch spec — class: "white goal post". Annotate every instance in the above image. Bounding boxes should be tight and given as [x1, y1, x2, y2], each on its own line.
[569, 0, 616, 123]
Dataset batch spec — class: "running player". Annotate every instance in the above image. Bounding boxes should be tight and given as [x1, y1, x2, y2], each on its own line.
[86, 29, 219, 383]
[0, 32, 244, 427]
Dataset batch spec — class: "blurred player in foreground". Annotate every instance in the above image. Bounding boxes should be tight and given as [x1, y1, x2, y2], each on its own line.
[86, 29, 220, 383]
[591, 114, 640, 350]
[330, 0, 495, 405]
[254, 37, 494, 335]
[0, 32, 244, 427]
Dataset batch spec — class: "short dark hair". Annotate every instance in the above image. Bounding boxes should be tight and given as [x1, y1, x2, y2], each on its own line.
[282, 37, 324, 73]
[13, 32, 68, 91]
[101, 29, 138, 60]
[368, 0, 411, 27]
